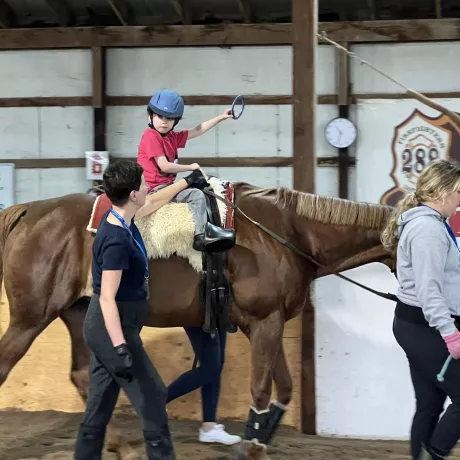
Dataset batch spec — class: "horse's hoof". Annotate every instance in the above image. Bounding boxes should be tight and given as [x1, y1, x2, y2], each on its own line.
[237, 440, 271, 460]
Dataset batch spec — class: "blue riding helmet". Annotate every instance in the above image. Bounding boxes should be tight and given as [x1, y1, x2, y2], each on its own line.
[148, 89, 184, 119]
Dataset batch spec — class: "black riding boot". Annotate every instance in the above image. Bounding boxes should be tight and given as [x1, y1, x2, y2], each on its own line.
[144, 430, 176, 460]
[74, 424, 106, 460]
[193, 222, 236, 253]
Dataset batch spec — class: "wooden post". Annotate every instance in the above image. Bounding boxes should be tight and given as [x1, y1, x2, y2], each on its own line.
[92, 46, 106, 152]
[293, 0, 317, 435]
[338, 42, 350, 199]
[92, 46, 106, 185]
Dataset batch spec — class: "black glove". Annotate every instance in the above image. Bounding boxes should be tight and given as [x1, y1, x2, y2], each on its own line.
[113, 343, 133, 382]
[184, 170, 210, 190]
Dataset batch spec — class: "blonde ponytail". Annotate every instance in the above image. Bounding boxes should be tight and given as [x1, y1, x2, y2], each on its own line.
[381, 192, 419, 255]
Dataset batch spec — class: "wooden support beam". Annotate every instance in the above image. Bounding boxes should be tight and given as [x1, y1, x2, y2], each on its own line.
[43, 0, 76, 27]
[92, 47, 106, 152]
[0, 156, 355, 169]
[338, 42, 350, 199]
[435, 0, 443, 19]
[170, 0, 192, 25]
[0, 94, 336, 108]
[1, 19, 460, 50]
[0, 0, 16, 28]
[293, 0, 317, 437]
[105, 0, 134, 26]
[236, 0, 253, 23]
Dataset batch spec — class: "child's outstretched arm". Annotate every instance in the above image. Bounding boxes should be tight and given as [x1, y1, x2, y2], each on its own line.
[187, 108, 233, 140]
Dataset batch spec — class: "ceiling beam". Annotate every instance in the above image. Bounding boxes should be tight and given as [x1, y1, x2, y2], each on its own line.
[169, 0, 192, 25]
[43, 0, 76, 27]
[105, 0, 134, 26]
[236, 0, 253, 23]
[1, 19, 460, 50]
[0, 0, 16, 28]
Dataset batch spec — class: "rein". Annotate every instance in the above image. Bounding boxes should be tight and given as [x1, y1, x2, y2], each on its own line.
[204, 189, 398, 303]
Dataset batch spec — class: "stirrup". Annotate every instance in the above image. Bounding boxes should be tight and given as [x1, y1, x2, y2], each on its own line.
[193, 222, 236, 253]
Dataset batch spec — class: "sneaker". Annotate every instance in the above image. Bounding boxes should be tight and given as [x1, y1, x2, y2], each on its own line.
[199, 424, 242, 445]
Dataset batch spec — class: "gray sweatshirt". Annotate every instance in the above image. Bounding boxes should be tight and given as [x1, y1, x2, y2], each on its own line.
[396, 205, 460, 337]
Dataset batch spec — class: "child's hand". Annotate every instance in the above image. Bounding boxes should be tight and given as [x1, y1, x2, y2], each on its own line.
[221, 109, 233, 120]
[190, 163, 201, 170]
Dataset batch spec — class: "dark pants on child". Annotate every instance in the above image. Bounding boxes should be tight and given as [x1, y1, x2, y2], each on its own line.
[166, 326, 227, 422]
[393, 301, 460, 459]
[74, 296, 174, 460]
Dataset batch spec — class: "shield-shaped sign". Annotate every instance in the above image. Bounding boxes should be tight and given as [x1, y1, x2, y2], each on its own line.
[380, 109, 459, 207]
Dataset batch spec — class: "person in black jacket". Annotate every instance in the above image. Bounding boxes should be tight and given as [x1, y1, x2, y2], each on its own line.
[74, 160, 208, 460]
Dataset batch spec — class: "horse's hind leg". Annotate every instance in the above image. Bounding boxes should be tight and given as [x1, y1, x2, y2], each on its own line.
[60, 299, 137, 459]
[238, 310, 286, 460]
[0, 316, 53, 386]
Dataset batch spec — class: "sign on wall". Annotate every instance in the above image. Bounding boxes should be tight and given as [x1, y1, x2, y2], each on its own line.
[379, 109, 460, 235]
[85, 151, 109, 181]
[0, 164, 15, 210]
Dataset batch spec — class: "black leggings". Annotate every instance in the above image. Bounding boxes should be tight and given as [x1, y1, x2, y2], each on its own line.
[393, 304, 460, 459]
[74, 296, 173, 460]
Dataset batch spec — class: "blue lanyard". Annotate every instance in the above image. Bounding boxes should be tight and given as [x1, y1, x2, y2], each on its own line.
[109, 208, 149, 279]
[419, 204, 459, 250]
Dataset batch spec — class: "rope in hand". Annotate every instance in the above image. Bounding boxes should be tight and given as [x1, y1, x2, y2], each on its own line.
[318, 30, 460, 382]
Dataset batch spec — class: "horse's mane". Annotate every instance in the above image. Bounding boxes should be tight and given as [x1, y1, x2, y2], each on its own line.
[274, 187, 393, 229]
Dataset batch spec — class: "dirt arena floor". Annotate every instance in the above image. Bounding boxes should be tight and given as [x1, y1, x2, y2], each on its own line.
[2, 407, 460, 460]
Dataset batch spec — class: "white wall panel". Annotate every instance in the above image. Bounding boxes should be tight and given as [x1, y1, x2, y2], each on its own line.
[351, 42, 460, 94]
[106, 104, 339, 159]
[216, 105, 278, 157]
[40, 107, 93, 158]
[107, 45, 336, 96]
[15, 169, 39, 204]
[0, 50, 92, 98]
[0, 108, 39, 159]
[39, 168, 92, 199]
[14, 168, 92, 205]
[107, 106, 220, 157]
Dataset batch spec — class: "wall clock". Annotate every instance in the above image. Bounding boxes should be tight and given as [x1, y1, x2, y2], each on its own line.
[325, 117, 357, 149]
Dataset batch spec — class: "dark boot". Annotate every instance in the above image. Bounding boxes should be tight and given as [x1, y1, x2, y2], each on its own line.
[74, 424, 106, 460]
[418, 445, 444, 460]
[144, 430, 176, 460]
[193, 222, 236, 253]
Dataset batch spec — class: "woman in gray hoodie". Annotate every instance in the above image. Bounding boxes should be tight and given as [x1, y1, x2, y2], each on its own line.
[381, 159, 460, 460]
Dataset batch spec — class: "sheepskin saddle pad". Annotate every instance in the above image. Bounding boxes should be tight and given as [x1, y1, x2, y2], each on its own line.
[86, 177, 236, 273]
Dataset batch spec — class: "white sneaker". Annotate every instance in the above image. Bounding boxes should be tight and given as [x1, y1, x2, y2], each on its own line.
[199, 424, 242, 445]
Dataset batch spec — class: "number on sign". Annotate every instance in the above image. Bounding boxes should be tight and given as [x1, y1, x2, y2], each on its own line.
[402, 147, 439, 175]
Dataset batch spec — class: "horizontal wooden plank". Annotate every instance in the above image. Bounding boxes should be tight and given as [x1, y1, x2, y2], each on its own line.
[352, 92, 460, 101]
[0, 24, 292, 50]
[0, 97, 92, 107]
[0, 95, 337, 107]
[319, 18, 460, 43]
[3, 92, 460, 108]
[1, 19, 460, 50]
[107, 95, 295, 106]
[0, 156, 356, 169]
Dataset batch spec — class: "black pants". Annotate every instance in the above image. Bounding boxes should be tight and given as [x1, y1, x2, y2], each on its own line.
[74, 296, 174, 460]
[393, 302, 460, 459]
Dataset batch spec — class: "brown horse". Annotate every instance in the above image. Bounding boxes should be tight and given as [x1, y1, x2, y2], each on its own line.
[0, 182, 394, 459]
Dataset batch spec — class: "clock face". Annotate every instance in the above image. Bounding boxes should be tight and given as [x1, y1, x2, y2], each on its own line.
[325, 117, 357, 148]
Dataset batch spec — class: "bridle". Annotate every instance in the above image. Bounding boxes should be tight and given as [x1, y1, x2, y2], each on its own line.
[203, 189, 398, 303]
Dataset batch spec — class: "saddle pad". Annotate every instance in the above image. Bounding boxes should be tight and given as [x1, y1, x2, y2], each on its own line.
[86, 177, 236, 273]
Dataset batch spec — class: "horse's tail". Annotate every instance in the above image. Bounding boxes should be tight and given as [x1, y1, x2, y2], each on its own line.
[0, 204, 30, 292]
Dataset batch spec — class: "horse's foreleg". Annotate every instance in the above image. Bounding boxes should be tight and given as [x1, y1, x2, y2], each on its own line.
[60, 299, 136, 460]
[272, 343, 292, 406]
[238, 310, 286, 460]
